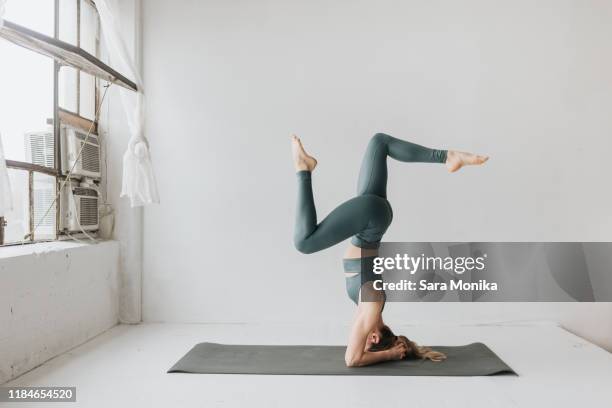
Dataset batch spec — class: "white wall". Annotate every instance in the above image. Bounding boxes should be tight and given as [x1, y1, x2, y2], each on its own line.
[141, 0, 612, 349]
[0, 242, 119, 384]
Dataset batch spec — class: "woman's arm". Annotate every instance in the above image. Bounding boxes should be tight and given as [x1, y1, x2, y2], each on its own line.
[344, 300, 406, 367]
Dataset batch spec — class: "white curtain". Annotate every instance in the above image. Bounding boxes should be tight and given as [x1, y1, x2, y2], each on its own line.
[0, 2, 12, 217]
[96, 0, 159, 207]
[0, 135, 12, 217]
[0, 0, 5, 27]
[0, 0, 6, 27]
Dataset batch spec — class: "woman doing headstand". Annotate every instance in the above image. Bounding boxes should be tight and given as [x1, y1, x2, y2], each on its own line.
[292, 132, 488, 367]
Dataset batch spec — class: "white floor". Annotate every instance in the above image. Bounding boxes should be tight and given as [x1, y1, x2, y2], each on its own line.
[4, 322, 612, 407]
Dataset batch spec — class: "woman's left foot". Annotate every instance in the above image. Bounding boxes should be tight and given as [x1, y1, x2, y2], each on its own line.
[291, 134, 318, 172]
[445, 150, 489, 173]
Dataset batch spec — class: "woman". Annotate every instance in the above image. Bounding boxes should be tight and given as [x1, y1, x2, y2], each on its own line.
[292, 132, 488, 367]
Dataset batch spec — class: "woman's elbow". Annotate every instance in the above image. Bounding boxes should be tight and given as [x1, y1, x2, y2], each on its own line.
[345, 354, 361, 367]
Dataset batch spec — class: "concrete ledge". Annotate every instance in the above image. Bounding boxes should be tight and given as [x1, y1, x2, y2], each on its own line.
[0, 241, 104, 260]
[0, 240, 120, 384]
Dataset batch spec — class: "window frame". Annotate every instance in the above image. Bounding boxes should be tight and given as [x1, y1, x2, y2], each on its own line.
[1, 0, 101, 245]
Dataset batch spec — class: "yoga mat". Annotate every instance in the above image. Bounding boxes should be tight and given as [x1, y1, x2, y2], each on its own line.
[168, 342, 516, 376]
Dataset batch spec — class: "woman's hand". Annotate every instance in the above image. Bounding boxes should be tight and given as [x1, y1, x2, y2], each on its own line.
[387, 341, 408, 361]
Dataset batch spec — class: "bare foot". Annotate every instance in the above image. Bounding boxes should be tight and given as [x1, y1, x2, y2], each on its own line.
[445, 150, 489, 173]
[291, 134, 318, 172]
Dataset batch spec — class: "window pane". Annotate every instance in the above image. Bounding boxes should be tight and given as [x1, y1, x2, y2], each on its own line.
[79, 71, 96, 120]
[59, 0, 78, 46]
[3, 0, 54, 37]
[32, 173, 57, 240]
[0, 41, 54, 164]
[80, 0, 99, 56]
[3, 169, 30, 244]
[58, 66, 78, 113]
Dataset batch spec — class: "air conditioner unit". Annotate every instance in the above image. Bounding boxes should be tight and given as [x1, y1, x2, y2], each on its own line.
[61, 125, 101, 180]
[60, 181, 99, 232]
[24, 130, 55, 168]
[32, 174, 57, 239]
[24, 131, 58, 239]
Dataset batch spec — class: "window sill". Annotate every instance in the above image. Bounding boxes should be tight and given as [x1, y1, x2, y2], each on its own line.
[0, 240, 115, 260]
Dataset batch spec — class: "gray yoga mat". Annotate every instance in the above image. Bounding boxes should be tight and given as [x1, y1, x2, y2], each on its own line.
[168, 342, 516, 376]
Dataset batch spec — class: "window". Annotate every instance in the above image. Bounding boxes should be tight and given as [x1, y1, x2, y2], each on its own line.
[0, 0, 100, 245]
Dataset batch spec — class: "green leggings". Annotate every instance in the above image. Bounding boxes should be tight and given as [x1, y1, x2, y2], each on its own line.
[294, 133, 447, 254]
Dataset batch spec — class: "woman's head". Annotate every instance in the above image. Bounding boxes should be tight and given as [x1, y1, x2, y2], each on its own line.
[367, 326, 418, 356]
[366, 326, 447, 362]
[366, 325, 397, 352]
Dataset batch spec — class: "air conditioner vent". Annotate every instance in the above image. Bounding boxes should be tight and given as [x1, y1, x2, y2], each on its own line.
[34, 189, 56, 227]
[60, 125, 101, 180]
[79, 197, 98, 226]
[32, 173, 57, 240]
[79, 142, 101, 173]
[25, 131, 54, 168]
[60, 181, 99, 233]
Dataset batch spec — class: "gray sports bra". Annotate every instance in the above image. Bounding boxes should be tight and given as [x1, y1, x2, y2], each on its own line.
[343, 256, 385, 305]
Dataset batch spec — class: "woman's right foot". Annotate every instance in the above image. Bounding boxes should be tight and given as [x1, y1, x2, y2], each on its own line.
[445, 150, 489, 173]
[292, 134, 318, 172]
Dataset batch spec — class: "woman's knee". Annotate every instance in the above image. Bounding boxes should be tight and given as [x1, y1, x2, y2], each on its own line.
[294, 237, 316, 254]
[371, 132, 390, 146]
